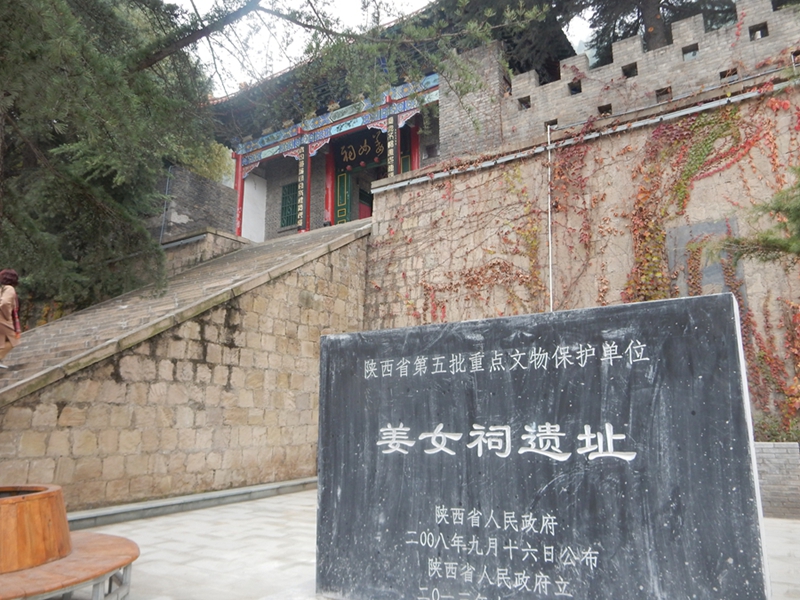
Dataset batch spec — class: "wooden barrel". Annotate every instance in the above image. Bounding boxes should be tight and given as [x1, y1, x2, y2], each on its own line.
[0, 484, 72, 574]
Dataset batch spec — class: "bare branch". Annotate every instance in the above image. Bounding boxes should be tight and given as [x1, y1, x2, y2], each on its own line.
[305, 0, 336, 44]
[187, 0, 233, 97]
[132, 0, 263, 72]
[132, 0, 543, 75]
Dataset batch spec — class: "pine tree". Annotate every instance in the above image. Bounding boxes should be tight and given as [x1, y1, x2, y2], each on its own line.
[561, 0, 736, 65]
[726, 166, 800, 262]
[0, 0, 214, 310]
[1, 0, 562, 315]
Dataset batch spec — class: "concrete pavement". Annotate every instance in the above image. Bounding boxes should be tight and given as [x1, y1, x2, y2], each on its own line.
[72, 489, 317, 600]
[68, 488, 799, 600]
[765, 516, 800, 599]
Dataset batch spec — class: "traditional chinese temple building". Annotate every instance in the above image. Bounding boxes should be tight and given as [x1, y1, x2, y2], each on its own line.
[212, 0, 800, 254]
[211, 2, 575, 243]
[3, 0, 800, 522]
[218, 74, 441, 242]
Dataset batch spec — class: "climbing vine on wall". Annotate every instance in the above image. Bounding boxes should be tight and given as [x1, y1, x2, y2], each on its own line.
[415, 163, 547, 321]
[365, 156, 552, 327]
[685, 236, 710, 297]
[779, 300, 800, 426]
[544, 83, 800, 431]
[623, 106, 746, 301]
[617, 87, 800, 431]
[722, 250, 800, 427]
[548, 119, 620, 308]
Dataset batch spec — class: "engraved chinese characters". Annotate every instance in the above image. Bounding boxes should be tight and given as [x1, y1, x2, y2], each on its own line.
[378, 421, 636, 462]
[317, 295, 768, 600]
[336, 128, 387, 169]
[409, 504, 595, 598]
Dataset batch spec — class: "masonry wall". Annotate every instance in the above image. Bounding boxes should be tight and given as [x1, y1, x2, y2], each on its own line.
[151, 166, 237, 243]
[162, 229, 250, 278]
[437, 0, 800, 159]
[755, 442, 800, 518]
[513, 0, 800, 144]
[366, 88, 800, 329]
[262, 156, 298, 239]
[438, 43, 508, 161]
[0, 239, 367, 510]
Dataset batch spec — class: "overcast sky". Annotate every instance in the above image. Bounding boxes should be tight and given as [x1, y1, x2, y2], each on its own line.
[179, 0, 592, 97]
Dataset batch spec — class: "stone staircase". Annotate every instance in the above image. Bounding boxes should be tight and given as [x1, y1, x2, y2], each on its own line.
[0, 220, 372, 408]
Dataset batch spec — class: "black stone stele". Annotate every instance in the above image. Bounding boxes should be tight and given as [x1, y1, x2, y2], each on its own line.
[317, 294, 768, 600]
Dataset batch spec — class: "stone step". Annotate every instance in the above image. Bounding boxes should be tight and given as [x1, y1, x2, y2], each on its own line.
[0, 220, 371, 402]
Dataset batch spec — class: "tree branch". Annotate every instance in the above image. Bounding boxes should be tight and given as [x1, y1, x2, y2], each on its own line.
[132, 0, 264, 72]
[132, 0, 544, 74]
[256, 6, 379, 42]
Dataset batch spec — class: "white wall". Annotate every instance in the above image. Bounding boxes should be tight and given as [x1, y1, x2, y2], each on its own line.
[242, 174, 266, 242]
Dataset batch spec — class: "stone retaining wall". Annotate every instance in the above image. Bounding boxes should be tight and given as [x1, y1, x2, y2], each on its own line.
[0, 237, 367, 511]
[150, 166, 237, 242]
[162, 229, 249, 277]
[755, 442, 800, 519]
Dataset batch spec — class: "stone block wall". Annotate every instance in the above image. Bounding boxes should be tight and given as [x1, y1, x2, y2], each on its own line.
[438, 43, 507, 161]
[367, 84, 800, 323]
[150, 166, 237, 242]
[162, 229, 250, 277]
[755, 442, 800, 519]
[436, 0, 800, 158]
[0, 238, 367, 510]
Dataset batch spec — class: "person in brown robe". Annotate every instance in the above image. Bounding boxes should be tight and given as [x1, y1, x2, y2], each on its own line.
[0, 269, 21, 368]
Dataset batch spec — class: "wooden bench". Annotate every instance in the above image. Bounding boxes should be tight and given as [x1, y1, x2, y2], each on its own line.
[0, 532, 139, 600]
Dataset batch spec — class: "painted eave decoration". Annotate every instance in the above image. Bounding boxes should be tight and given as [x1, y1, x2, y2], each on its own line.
[237, 74, 439, 170]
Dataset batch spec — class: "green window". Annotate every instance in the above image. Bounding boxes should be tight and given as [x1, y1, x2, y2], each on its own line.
[280, 182, 299, 228]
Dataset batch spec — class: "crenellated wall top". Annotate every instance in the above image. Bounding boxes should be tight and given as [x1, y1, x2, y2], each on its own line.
[500, 0, 800, 137]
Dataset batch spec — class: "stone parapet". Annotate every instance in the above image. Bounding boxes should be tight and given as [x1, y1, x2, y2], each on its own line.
[438, 42, 507, 161]
[437, 0, 800, 159]
[149, 166, 237, 243]
[162, 228, 250, 277]
[755, 442, 800, 519]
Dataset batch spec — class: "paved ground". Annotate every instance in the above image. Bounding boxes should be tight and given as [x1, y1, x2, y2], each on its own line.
[71, 488, 799, 600]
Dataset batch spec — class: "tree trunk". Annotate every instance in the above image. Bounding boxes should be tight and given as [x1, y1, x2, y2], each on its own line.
[640, 0, 668, 50]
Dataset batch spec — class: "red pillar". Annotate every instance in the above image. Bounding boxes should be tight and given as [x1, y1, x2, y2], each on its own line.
[325, 150, 335, 226]
[410, 125, 421, 171]
[233, 152, 244, 237]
